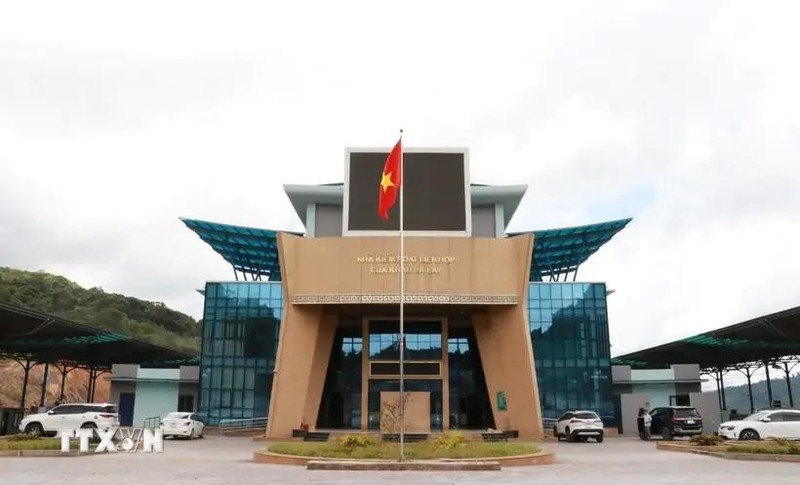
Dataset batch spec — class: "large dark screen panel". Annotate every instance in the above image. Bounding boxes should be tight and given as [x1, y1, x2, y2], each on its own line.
[346, 151, 468, 232]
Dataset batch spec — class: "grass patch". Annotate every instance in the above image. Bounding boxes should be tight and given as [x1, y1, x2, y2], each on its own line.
[0, 436, 63, 451]
[0, 434, 100, 451]
[269, 435, 541, 460]
[688, 434, 725, 447]
[727, 440, 800, 455]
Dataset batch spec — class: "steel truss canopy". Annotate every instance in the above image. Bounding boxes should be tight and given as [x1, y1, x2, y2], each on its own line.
[512, 217, 633, 281]
[180, 217, 301, 282]
[182, 217, 632, 283]
[611, 305, 800, 370]
[0, 303, 198, 370]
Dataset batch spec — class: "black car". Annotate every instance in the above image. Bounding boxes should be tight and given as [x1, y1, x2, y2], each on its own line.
[649, 406, 703, 440]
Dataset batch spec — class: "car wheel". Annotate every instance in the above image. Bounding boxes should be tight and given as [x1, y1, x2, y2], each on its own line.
[80, 422, 97, 429]
[25, 422, 44, 437]
[189, 429, 195, 440]
[739, 429, 760, 441]
[553, 426, 560, 441]
[596, 435, 604, 443]
[565, 427, 574, 442]
[662, 426, 673, 441]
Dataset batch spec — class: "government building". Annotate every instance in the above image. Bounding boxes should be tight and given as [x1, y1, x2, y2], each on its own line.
[182, 147, 630, 438]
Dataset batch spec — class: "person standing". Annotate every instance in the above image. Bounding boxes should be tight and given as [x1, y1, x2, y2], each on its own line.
[637, 408, 652, 440]
[642, 409, 652, 440]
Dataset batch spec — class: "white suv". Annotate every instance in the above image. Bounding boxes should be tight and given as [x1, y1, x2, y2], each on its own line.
[19, 403, 119, 437]
[553, 410, 605, 443]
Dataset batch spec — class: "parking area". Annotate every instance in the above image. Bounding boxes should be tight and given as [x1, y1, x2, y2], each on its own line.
[2, 435, 798, 484]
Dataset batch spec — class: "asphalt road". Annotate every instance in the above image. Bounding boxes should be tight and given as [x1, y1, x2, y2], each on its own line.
[3, 435, 797, 484]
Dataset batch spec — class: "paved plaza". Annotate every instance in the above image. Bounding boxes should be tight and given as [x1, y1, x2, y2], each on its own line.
[3, 435, 797, 484]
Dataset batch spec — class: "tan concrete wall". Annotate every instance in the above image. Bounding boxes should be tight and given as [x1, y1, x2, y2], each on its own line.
[472, 239, 543, 438]
[266, 304, 327, 438]
[277, 232, 533, 297]
[302, 312, 337, 428]
[472, 308, 543, 438]
[380, 391, 431, 433]
[267, 232, 540, 438]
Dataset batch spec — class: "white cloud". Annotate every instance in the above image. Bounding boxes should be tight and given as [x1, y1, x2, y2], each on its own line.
[1, 0, 798, 372]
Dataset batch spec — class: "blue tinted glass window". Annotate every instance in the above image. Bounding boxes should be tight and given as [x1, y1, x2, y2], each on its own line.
[199, 282, 281, 425]
[527, 283, 614, 426]
[540, 284, 551, 298]
[593, 284, 606, 299]
[368, 321, 442, 360]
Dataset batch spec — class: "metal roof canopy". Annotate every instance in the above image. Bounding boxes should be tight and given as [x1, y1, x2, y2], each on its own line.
[0, 302, 198, 371]
[182, 217, 632, 283]
[511, 217, 632, 281]
[612, 305, 800, 370]
[180, 217, 301, 282]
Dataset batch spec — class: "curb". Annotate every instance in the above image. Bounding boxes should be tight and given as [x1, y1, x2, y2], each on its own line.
[0, 450, 94, 457]
[253, 450, 555, 468]
[656, 441, 800, 463]
[306, 459, 501, 471]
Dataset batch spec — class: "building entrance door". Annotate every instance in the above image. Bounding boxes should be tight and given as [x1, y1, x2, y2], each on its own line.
[447, 320, 494, 429]
[118, 393, 135, 426]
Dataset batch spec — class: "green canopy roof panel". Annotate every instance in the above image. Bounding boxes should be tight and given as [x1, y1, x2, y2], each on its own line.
[512, 218, 632, 281]
[181, 217, 302, 281]
[612, 305, 800, 370]
[183, 217, 632, 282]
[0, 303, 197, 369]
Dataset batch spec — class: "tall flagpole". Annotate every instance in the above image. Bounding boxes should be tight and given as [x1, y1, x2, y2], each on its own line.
[398, 128, 405, 462]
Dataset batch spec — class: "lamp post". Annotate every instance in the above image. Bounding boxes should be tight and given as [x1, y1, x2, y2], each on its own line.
[771, 361, 798, 409]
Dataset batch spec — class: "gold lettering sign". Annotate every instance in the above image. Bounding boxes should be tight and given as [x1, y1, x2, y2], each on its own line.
[355, 254, 456, 275]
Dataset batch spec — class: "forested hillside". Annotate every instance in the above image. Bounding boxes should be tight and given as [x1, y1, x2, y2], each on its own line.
[0, 267, 200, 353]
[711, 373, 800, 413]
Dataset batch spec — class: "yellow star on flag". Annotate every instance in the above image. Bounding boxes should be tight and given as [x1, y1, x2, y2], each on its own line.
[380, 171, 395, 193]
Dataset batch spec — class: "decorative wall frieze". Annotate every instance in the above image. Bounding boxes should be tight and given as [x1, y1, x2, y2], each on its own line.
[290, 293, 518, 305]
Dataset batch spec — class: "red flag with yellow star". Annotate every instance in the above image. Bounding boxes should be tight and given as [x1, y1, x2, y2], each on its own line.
[378, 138, 402, 220]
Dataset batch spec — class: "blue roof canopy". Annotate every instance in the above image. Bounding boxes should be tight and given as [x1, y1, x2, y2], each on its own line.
[180, 218, 297, 281]
[514, 218, 632, 281]
[182, 217, 631, 282]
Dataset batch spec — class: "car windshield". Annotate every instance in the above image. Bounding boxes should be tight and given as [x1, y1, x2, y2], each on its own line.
[674, 408, 700, 418]
[742, 411, 770, 421]
[575, 412, 599, 420]
[165, 412, 191, 419]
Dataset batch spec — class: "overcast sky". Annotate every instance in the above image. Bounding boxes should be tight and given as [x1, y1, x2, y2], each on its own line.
[2, 1, 799, 384]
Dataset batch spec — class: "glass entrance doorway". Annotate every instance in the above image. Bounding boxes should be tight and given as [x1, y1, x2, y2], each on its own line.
[447, 321, 494, 429]
[316, 324, 362, 429]
[316, 315, 494, 431]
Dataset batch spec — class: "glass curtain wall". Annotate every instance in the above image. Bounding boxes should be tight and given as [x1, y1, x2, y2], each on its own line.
[317, 322, 363, 429]
[447, 321, 494, 429]
[367, 320, 443, 430]
[528, 283, 614, 425]
[199, 282, 282, 425]
[368, 320, 442, 360]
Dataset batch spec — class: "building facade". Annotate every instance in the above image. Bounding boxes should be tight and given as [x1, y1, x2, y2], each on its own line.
[610, 363, 721, 435]
[184, 147, 629, 437]
[109, 364, 199, 427]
